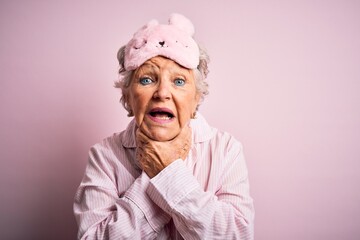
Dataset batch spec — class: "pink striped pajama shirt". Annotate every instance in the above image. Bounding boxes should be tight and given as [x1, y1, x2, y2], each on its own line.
[74, 114, 254, 239]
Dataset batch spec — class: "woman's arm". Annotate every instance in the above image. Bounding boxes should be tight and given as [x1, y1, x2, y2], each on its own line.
[73, 145, 171, 239]
[145, 140, 254, 239]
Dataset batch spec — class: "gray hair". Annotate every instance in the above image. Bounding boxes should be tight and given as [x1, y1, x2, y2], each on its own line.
[114, 45, 210, 116]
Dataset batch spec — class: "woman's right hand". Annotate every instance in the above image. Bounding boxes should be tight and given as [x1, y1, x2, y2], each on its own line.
[135, 125, 192, 178]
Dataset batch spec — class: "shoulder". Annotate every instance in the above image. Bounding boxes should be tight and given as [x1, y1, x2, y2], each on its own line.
[90, 118, 137, 156]
[86, 129, 140, 183]
[88, 124, 135, 166]
[191, 113, 243, 154]
[204, 128, 244, 159]
[213, 129, 243, 150]
[90, 131, 124, 156]
[87, 132, 127, 173]
[192, 115, 244, 165]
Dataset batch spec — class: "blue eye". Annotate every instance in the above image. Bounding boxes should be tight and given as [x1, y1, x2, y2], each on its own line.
[174, 78, 185, 86]
[139, 77, 153, 85]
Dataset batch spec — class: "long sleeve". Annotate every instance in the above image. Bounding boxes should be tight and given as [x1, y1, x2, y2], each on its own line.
[146, 138, 254, 239]
[73, 145, 171, 239]
[74, 115, 254, 239]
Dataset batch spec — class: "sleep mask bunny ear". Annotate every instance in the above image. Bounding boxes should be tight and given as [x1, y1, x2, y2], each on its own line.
[124, 13, 200, 70]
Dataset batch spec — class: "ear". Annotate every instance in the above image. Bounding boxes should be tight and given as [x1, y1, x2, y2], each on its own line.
[146, 19, 159, 28]
[168, 13, 195, 36]
[134, 19, 159, 35]
[123, 86, 134, 117]
[193, 91, 201, 112]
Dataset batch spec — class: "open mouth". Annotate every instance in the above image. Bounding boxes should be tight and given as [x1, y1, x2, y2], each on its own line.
[148, 108, 174, 120]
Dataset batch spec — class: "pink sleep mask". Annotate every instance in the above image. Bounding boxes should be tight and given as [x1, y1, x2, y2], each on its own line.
[124, 13, 200, 70]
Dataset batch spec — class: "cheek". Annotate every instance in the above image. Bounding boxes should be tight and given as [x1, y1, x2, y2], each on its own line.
[129, 91, 147, 121]
[129, 87, 145, 109]
[176, 93, 198, 123]
[187, 91, 200, 113]
[134, 98, 145, 112]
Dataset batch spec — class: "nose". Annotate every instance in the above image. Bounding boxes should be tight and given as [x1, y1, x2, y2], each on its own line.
[153, 80, 171, 100]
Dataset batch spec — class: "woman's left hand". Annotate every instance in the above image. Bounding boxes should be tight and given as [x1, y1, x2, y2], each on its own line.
[136, 126, 192, 178]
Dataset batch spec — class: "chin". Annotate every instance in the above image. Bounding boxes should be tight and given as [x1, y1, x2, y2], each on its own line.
[138, 119, 181, 141]
[147, 128, 179, 142]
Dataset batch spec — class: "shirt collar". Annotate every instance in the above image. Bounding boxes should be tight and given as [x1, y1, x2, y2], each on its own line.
[121, 113, 215, 148]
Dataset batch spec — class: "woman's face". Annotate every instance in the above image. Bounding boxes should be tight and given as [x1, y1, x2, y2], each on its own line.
[128, 56, 200, 141]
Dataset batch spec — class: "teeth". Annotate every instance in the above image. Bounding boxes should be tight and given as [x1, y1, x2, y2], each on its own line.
[156, 115, 171, 120]
[150, 111, 173, 120]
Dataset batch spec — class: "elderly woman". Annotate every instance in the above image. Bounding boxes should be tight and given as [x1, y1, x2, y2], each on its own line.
[74, 13, 254, 239]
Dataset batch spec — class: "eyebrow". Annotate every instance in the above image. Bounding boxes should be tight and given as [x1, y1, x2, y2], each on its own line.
[136, 62, 191, 78]
[134, 64, 158, 77]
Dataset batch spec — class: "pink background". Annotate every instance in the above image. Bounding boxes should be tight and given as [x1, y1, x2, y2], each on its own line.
[1, 1, 359, 239]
